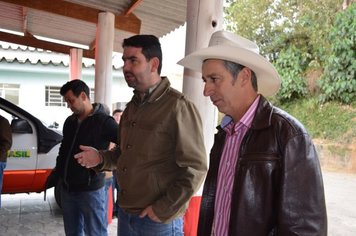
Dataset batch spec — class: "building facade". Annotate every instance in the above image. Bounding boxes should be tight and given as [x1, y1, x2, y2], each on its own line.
[0, 42, 133, 130]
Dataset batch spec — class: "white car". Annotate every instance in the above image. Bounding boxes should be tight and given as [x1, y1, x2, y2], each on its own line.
[0, 97, 62, 205]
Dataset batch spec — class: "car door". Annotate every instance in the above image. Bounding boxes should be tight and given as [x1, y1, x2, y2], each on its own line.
[1, 105, 38, 193]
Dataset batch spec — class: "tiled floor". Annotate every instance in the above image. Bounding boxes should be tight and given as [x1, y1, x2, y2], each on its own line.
[1, 171, 356, 236]
[0, 188, 117, 236]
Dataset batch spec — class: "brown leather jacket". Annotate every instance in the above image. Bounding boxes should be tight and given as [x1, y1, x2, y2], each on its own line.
[198, 96, 327, 236]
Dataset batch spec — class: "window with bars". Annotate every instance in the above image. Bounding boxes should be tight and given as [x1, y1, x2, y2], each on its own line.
[89, 88, 95, 103]
[45, 86, 65, 107]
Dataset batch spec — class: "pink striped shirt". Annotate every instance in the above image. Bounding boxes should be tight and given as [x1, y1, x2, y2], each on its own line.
[213, 95, 260, 236]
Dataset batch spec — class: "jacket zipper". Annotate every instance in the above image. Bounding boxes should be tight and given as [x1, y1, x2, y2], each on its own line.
[63, 123, 81, 189]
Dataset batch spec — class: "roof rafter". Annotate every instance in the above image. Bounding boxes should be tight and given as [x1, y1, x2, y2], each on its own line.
[0, 31, 95, 59]
[1, 0, 141, 34]
[125, 0, 143, 16]
[22, 7, 28, 34]
[0, 0, 144, 57]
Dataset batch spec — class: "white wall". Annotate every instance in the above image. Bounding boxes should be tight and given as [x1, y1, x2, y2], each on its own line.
[0, 59, 132, 130]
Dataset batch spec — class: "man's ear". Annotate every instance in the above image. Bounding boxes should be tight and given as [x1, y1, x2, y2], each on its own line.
[240, 67, 252, 85]
[80, 91, 88, 101]
[150, 57, 160, 73]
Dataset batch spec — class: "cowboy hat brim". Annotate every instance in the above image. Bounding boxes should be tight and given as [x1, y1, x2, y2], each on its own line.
[177, 45, 281, 96]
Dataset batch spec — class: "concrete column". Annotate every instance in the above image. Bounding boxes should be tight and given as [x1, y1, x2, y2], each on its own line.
[183, 0, 223, 156]
[181, 3, 224, 234]
[69, 48, 82, 80]
[94, 12, 115, 107]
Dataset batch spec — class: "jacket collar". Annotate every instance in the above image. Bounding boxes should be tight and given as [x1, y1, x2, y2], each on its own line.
[250, 95, 274, 130]
[132, 77, 171, 105]
[217, 95, 273, 132]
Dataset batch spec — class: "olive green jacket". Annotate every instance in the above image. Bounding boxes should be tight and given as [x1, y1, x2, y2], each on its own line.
[99, 77, 207, 223]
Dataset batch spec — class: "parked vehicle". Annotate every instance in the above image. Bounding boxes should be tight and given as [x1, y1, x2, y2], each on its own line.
[0, 97, 62, 205]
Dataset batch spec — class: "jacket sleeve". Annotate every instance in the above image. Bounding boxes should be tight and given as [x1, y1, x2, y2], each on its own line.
[278, 133, 327, 235]
[101, 116, 119, 144]
[152, 100, 208, 223]
[94, 147, 121, 171]
[0, 117, 12, 160]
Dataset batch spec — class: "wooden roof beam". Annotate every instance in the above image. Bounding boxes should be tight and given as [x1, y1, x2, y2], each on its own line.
[89, 39, 96, 51]
[0, 31, 95, 59]
[1, 0, 141, 34]
[124, 0, 143, 16]
[22, 7, 27, 33]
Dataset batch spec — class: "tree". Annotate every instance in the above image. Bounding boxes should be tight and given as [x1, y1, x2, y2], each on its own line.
[318, 3, 356, 104]
[224, 0, 346, 103]
[225, 0, 342, 62]
[224, 0, 295, 61]
[274, 45, 309, 102]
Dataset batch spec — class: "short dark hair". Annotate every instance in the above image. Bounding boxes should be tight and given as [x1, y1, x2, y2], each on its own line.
[122, 35, 163, 74]
[60, 80, 90, 98]
[223, 60, 258, 92]
[112, 108, 123, 116]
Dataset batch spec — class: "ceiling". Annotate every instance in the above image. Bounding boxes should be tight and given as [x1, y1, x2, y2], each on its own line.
[0, 0, 187, 59]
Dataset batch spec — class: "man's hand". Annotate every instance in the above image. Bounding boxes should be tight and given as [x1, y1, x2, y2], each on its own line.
[74, 145, 101, 168]
[139, 205, 162, 223]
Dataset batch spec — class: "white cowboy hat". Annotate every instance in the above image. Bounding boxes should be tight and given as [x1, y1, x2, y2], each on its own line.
[177, 30, 281, 96]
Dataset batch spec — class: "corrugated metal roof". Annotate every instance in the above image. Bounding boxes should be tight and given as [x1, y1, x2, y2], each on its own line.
[0, 0, 187, 54]
[0, 42, 123, 69]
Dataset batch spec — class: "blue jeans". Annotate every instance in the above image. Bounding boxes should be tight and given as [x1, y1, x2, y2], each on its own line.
[61, 186, 107, 236]
[0, 161, 6, 208]
[117, 207, 183, 236]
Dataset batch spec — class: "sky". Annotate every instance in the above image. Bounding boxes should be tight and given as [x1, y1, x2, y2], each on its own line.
[160, 24, 186, 76]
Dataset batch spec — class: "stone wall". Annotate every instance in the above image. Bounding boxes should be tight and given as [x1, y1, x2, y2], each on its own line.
[315, 139, 356, 173]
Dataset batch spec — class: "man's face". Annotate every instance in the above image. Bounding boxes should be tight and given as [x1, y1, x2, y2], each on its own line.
[113, 112, 122, 124]
[202, 59, 243, 116]
[122, 46, 154, 92]
[63, 90, 85, 116]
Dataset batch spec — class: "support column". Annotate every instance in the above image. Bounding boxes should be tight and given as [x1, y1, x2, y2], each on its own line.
[69, 48, 83, 80]
[182, 1, 223, 236]
[94, 12, 115, 107]
[183, 0, 223, 157]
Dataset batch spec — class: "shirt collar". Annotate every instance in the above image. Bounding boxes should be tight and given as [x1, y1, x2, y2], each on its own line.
[133, 80, 161, 104]
[221, 95, 261, 132]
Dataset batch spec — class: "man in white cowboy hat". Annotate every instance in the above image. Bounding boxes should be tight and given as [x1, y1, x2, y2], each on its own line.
[178, 30, 327, 236]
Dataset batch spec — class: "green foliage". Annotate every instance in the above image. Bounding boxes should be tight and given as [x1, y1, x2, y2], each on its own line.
[294, 0, 341, 66]
[224, 0, 355, 156]
[224, 0, 342, 62]
[224, 0, 352, 104]
[274, 45, 309, 101]
[278, 98, 356, 144]
[225, 0, 293, 60]
[319, 3, 356, 104]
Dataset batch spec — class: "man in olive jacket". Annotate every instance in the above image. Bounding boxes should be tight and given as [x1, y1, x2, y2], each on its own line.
[178, 31, 327, 236]
[74, 35, 207, 235]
